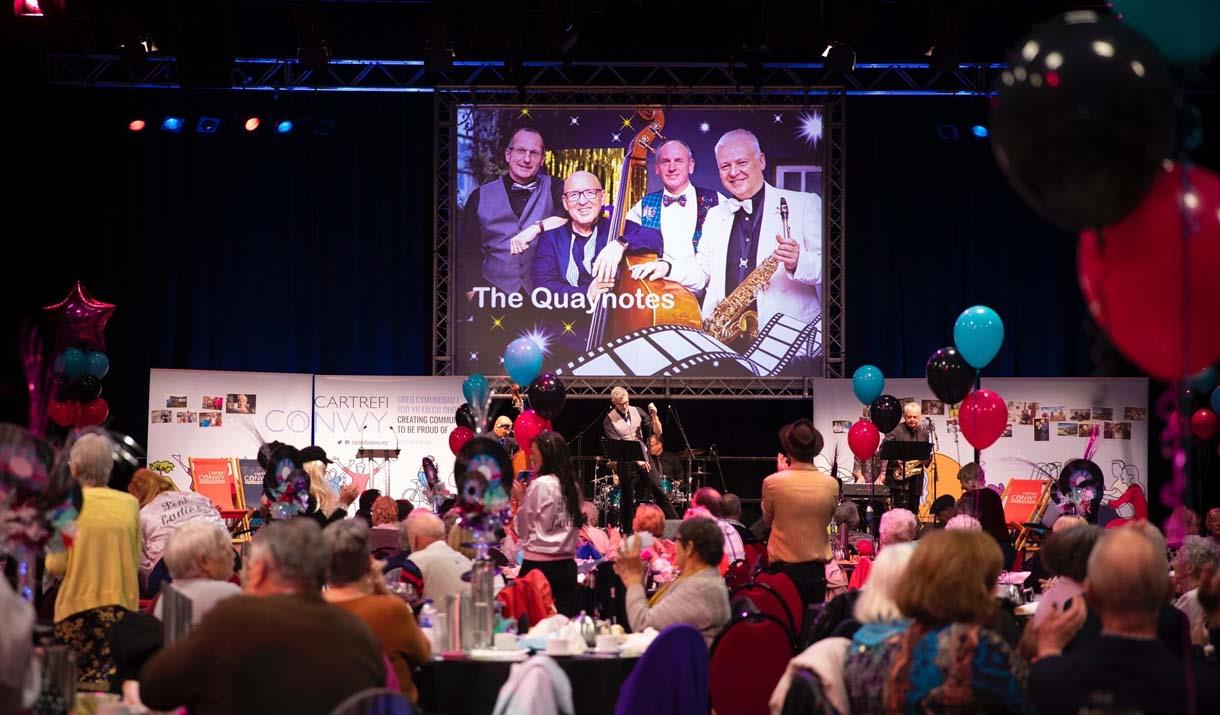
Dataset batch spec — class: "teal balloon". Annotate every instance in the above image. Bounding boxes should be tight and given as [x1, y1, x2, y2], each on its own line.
[1112, 0, 1220, 63]
[1212, 386, 1220, 415]
[462, 373, 490, 407]
[954, 306, 1005, 370]
[504, 338, 544, 387]
[85, 351, 110, 379]
[1189, 366, 1218, 393]
[60, 348, 86, 380]
[852, 365, 885, 405]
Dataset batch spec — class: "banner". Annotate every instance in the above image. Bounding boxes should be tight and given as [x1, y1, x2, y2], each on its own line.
[313, 375, 465, 507]
[813, 377, 1149, 525]
[147, 369, 314, 490]
[452, 105, 827, 378]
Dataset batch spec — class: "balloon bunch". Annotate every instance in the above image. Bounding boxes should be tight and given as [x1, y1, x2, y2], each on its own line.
[846, 365, 885, 462]
[42, 283, 115, 428]
[947, 306, 1008, 452]
[989, 10, 1220, 381]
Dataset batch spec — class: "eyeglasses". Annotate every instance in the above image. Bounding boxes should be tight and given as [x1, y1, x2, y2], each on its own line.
[508, 147, 543, 160]
[563, 188, 604, 203]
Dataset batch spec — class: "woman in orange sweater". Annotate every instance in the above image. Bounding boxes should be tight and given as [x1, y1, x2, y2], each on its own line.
[321, 519, 431, 702]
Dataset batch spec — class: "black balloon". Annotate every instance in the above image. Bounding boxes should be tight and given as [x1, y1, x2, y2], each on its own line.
[52, 374, 72, 401]
[527, 373, 567, 420]
[71, 375, 103, 402]
[870, 394, 902, 434]
[926, 346, 977, 405]
[455, 403, 476, 429]
[990, 12, 1175, 231]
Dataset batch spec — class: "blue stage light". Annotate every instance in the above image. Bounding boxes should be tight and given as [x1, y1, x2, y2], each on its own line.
[971, 124, 989, 138]
[196, 117, 221, 134]
[276, 120, 294, 134]
[161, 116, 184, 133]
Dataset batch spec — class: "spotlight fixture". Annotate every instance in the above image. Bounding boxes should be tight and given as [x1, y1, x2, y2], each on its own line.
[161, 116, 184, 133]
[243, 116, 261, 132]
[196, 117, 221, 135]
[821, 43, 855, 73]
[312, 118, 335, 136]
[128, 119, 146, 132]
[276, 119, 294, 134]
[15, 0, 43, 17]
[936, 124, 960, 141]
[971, 125, 989, 139]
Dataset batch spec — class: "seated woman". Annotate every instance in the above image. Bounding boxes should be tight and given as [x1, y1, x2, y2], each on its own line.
[614, 516, 731, 647]
[153, 521, 240, 624]
[127, 467, 226, 594]
[843, 529, 1031, 714]
[47, 432, 140, 692]
[322, 519, 431, 703]
[631, 502, 676, 565]
[368, 495, 402, 556]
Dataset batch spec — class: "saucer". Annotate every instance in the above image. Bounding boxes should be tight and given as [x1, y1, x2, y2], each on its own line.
[591, 645, 621, 655]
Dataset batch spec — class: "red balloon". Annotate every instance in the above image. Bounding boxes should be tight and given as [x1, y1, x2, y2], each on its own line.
[1192, 408, 1218, 440]
[79, 398, 109, 426]
[959, 389, 1008, 451]
[514, 409, 548, 455]
[48, 399, 80, 427]
[1079, 164, 1220, 380]
[448, 426, 475, 456]
[847, 420, 881, 462]
[40, 281, 116, 353]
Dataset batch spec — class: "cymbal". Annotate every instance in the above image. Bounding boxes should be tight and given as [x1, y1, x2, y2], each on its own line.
[677, 448, 708, 458]
[688, 470, 710, 477]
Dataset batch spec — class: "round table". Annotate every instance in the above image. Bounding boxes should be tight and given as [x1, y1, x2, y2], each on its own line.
[416, 653, 639, 715]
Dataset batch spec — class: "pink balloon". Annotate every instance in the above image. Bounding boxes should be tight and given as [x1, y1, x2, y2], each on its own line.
[1191, 408, 1218, 440]
[448, 426, 475, 456]
[514, 409, 548, 455]
[959, 389, 1007, 451]
[847, 420, 881, 462]
[40, 281, 116, 353]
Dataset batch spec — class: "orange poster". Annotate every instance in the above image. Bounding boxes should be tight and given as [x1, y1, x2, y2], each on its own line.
[1001, 479, 1048, 528]
[190, 457, 241, 511]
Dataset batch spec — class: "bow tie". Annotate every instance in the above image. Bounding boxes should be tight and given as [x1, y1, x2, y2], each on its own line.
[511, 182, 538, 192]
[662, 194, 687, 207]
[725, 197, 754, 215]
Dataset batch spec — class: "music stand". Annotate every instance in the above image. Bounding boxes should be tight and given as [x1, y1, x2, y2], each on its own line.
[878, 441, 932, 514]
[603, 438, 646, 534]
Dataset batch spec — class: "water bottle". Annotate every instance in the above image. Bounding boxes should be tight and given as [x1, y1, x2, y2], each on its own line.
[419, 599, 437, 651]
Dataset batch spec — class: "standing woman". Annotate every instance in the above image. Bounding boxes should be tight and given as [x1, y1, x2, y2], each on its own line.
[513, 431, 583, 615]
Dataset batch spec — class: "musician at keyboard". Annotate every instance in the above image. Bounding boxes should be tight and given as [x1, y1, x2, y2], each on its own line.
[882, 402, 933, 512]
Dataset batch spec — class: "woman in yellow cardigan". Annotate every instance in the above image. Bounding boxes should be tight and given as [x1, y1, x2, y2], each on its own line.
[45, 431, 140, 691]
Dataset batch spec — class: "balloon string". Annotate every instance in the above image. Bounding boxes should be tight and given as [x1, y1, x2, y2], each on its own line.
[1156, 385, 1187, 538]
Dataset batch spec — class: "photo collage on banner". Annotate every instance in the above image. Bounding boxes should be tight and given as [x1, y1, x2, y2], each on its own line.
[313, 375, 465, 507]
[146, 369, 315, 502]
[452, 105, 827, 378]
[813, 377, 1149, 526]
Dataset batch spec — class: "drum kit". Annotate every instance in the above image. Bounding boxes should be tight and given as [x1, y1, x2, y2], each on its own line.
[591, 448, 710, 517]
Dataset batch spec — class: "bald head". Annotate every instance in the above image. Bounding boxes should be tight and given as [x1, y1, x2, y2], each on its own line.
[405, 511, 446, 552]
[561, 171, 605, 230]
[1086, 522, 1169, 619]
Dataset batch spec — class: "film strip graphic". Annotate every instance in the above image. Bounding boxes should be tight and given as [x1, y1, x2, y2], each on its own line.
[555, 313, 820, 378]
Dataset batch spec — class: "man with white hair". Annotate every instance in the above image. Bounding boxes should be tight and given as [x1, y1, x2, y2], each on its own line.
[1030, 522, 1220, 715]
[603, 385, 666, 529]
[406, 511, 472, 601]
[881, 402, 932, 513]
[689, 128, 822, 348]
[624, 139, 723, 289]
[140, 519, 385, 715]
[153, 521, 240, 624]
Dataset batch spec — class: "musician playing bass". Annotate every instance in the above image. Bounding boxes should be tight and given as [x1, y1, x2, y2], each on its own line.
[882, 402, 933, 512]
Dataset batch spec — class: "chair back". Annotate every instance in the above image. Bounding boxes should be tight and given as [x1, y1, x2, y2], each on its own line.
[743, 541, 769, 572]
[754, 569, 805, 635]
[731, 582, 796, 647]
[329, 687, 416, 715]
[614, 624, 709, 715]
[724, 559, 751, 591]
[710, 613, 796, 715]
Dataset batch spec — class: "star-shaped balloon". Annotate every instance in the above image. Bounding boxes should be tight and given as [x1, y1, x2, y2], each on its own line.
[41, 282, 115, 352]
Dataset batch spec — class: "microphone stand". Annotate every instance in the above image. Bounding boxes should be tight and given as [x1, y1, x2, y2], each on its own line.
[668, 403, 695, 489]
[709, 443, 728, 493]
[928, 417, 939, 517]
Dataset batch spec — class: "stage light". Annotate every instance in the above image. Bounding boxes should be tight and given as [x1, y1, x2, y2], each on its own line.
[15, 0, 43, 16]
[244, 117, 260, 132]
[312, 118, 335, 136]
[161, 116, 184, 133]
[276, 120, 294, 134]
[821, 43, 856, 73]
[196, 117, 221, 135]
[971, 125, 988, 139]
[936, 124, 959, 141]
[128, 119, 146, 132]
